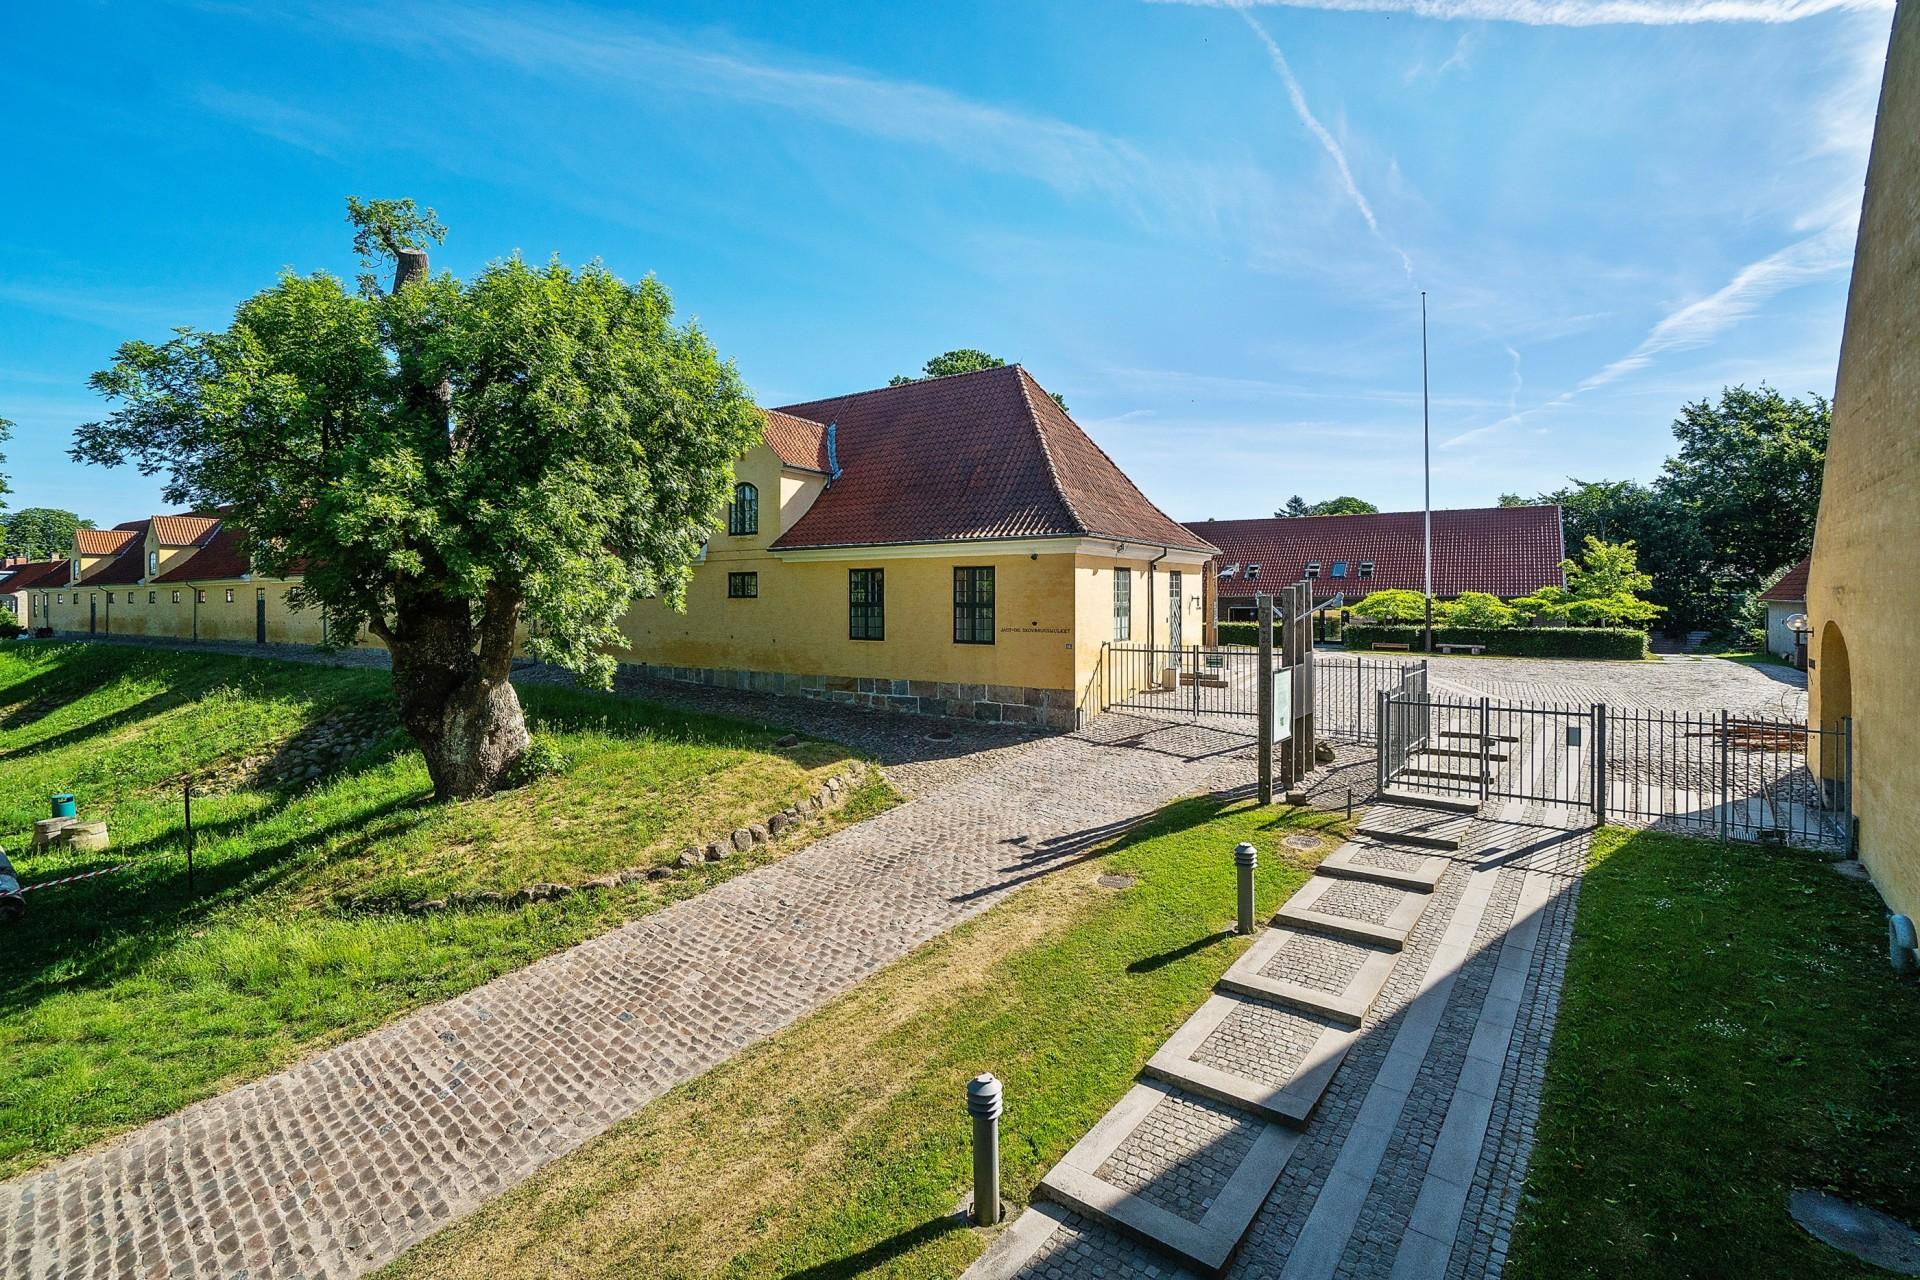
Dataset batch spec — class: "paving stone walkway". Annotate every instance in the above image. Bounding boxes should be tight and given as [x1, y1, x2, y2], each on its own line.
[969, 795, 1591, 1280]
[0, 713, 1255, 1280]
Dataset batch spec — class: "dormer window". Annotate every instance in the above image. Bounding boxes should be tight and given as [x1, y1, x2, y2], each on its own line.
[1359, 561, 1375, 579]
[148, 550, 158, 576]
[1245, 563, 1261, 581]
[1331, 561, 1348, 578]
[1305, 561, 1320, 578]
[728, 483, 759, 536]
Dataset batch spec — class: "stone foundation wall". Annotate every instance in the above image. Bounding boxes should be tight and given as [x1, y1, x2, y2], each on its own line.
[618, 660, 1077, 731]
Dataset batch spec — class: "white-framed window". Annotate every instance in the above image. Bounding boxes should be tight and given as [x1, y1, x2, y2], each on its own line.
[1113, 566, 1132, 641]
[1358, 561, 1375, 579]
[225, 588, 235, 603]
[1305, 561, 1320, 578]
[149, 591, 157, 603]
[1245, 563, 1261, 581]
[173, 590, 182, 603]
[148, 550, 157, 576]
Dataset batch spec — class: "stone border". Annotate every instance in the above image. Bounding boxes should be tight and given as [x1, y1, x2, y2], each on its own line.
[1274, 878, 1431, 949]
[1038, 1082, 1302, 1274]
[1142, 994, 1357, 1127]
[1218, 926, 1399, 1027]
[400, 762, 871, 914]
[614, 659, 1077, 731]
[1318, 841, 1449, 892]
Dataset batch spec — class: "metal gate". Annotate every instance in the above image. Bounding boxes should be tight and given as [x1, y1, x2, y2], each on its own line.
[1105, 644, 1260, 719]
[1380, 692, 1855, 850]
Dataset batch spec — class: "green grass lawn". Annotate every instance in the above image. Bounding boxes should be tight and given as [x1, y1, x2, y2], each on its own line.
[1706, 648, 1799, 671]
[381, 795, 1344, 1280]
[1509, 827, 1920, 1279]
[0, 642, 890, 1178]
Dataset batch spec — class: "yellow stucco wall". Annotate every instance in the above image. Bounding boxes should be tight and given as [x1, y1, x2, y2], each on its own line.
[1068, 554, 1211, 717]
[1807, 0, 1917, 922]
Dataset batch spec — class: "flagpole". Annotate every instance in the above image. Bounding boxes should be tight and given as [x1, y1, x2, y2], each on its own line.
[1421, 291, 1433, 654]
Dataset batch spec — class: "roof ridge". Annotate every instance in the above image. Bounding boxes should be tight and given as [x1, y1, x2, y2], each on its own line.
[776, 362, 1020, 412]
[1012, 366, 1089, 536]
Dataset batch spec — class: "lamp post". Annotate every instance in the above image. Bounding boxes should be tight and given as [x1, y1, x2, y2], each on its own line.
[1786, 612, 1812, 672]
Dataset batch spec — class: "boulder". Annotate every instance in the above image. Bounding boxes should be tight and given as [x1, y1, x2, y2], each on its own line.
[748, 823, 769, 844]
[706, 841, 732, 862]
[731, 827, 753, 852]
[768, 813, 791, 836]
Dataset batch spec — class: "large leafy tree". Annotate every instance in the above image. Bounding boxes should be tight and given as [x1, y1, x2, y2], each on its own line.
[1512, 536, 1662, 628]
[890, 348, 1068, 409]
[5, 508, 91, 560]
[1350, 589, 1429, 623]
[74, 200, 761, 800]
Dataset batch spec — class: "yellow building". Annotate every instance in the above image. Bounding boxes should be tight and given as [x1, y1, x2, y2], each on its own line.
[36, 365, 1214, 731]
[618, 365, 1216, 729]
[1807, 0, 1917, 924]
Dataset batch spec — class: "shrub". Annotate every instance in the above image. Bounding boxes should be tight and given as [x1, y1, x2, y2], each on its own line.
[1217, 621, 1258, 647]
[1343, 624, 1648, 660]
[506, 734, 570, 787]
[1439, 592, 1520, 629]
[1349, 589, 1429, 623]
[0, 616, 22, 640]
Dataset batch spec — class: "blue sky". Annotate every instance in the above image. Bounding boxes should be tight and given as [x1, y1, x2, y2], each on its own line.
[0, 0, 1895, 529]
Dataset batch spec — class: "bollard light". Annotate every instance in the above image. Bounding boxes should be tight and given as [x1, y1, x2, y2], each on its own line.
[966, 1073, 1003, 1225]
[1234, 841, 1258, 936]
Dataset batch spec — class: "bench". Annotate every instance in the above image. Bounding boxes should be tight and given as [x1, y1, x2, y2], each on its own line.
[1435, 643, 1486, 655]
[1371, 642, 1411, 652]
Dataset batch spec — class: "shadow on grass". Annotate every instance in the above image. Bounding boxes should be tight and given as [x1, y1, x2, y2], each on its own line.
[1128, 928, 1237, 974]
[781, 1214, 968, 1280]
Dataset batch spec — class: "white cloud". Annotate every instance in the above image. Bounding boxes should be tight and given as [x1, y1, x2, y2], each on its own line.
[1576, 215, 1856, 390]
[1156, 0, 1889, 28]
[1238, 9, 1416, 275]
[193, 87, 346, 157]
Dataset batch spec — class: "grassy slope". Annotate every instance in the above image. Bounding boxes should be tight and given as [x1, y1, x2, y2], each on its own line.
[1509, 828, 1920, 1279]
[383, 797, 1344, 1280]
[0, 642, 889, 1178]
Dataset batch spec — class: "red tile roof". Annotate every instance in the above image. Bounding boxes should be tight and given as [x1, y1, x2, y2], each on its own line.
[1758, 556, 1810, 604]
[75, 528, 139, 556]
[154, 524, 250, 582]
[760, 409, 829, 473]
[77, 520, 149, 585]
[0, 561, 73, 593]
[1191, 505, 1566, 602]
[769, 365, 1214, 553]
[151, 514, 221, 546]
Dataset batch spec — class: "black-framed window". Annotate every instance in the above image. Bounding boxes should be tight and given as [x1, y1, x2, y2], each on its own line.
[848, 568, 884, 639]
[1113, 567, 1132, 640]
[728, 483, 758, 536]
[727, 571, 758, 598]
[953, 566, 994, 644]
[225, 588, 235, 603]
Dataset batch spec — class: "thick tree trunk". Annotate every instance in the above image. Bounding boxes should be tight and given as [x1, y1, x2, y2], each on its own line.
[384, 589, 530, 801]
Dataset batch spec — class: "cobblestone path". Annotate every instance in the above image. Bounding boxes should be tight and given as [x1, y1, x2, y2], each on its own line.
[0, 714, 1254, 1280]
[972, 797, 1591, 1280]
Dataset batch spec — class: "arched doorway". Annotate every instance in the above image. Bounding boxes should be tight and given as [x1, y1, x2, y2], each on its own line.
[1815, 621, 1852, 792]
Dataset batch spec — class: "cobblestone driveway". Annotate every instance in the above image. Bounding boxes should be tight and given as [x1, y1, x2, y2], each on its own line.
[0, 708, 1253, 1280]
[1422, 652, 1806, 716]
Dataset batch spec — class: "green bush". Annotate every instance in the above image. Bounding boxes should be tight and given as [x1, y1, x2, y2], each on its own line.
[1342, 624, 1647, 660]
[1216, 621, 1258, 647]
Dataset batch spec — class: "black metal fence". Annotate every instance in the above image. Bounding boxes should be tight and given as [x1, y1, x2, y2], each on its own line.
[1104, 644, 1262, 719]
[1317, 655, 1425, 742]
[1378, 691, 1854, 851]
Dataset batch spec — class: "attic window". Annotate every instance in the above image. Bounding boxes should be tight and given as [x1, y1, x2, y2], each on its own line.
[1305, 561, 1320, 578]
[1331, 561, 1348, 579]
[1245, 563, 1261, 581]
[1359, 561, 1375, 579]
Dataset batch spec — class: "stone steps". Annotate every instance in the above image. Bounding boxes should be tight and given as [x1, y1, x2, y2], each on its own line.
[1416, 745, 1509, 762]
[1396, 765, 1490, 786]
[1439, 729, 1519, 743]
[1376, 787, 1481, 815]
[991, 797, 1473, 1278]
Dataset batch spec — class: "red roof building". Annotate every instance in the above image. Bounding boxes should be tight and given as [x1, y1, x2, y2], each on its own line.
[1188, 505, 1565, 618]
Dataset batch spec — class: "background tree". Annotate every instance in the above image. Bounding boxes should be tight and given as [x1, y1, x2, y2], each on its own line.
[74, 200, 761, 801]
[4, 508, 91, 560]
[1512, 536, 1662, 628]
[890, 348, 1067, 409]
[1350, 589, 1428, 623]
[0, 417, 12, 548]
[1496, 492, 1527, 507]
[1276, 495, 1379, 517]
[1440, 591, 1520, 628]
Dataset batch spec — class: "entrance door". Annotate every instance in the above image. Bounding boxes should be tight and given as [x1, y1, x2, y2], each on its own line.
[256, 589, 267, 644]
[88, 595, 97, 634]
[1167, 570, 1183, 651]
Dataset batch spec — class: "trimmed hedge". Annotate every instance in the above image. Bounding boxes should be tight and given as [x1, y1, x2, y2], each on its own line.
[1217, 621, 1259, 647]
[1342, 624, 1648, 660]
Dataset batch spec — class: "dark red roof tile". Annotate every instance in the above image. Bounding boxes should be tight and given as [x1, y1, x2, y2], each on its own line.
[154, 524, 250, 582]
[1191, 506, 1565, 602]
[0, 561, 73, 592]
[1758, 556, 1810, 604]
[761, 409, 829, 472]
[770, 365, 1213, 553]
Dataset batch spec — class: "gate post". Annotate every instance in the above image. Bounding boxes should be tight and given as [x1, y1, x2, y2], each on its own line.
[1728, 706, 1743, 844]
[1257, 592, 1274, 806]
[1591, 703, 1607, 824]
[1376, 688, 1390, 793]
[1479, 696, 1491, 804]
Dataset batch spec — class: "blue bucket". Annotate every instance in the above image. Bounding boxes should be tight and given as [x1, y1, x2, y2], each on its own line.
[50, 793, 76, 819]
